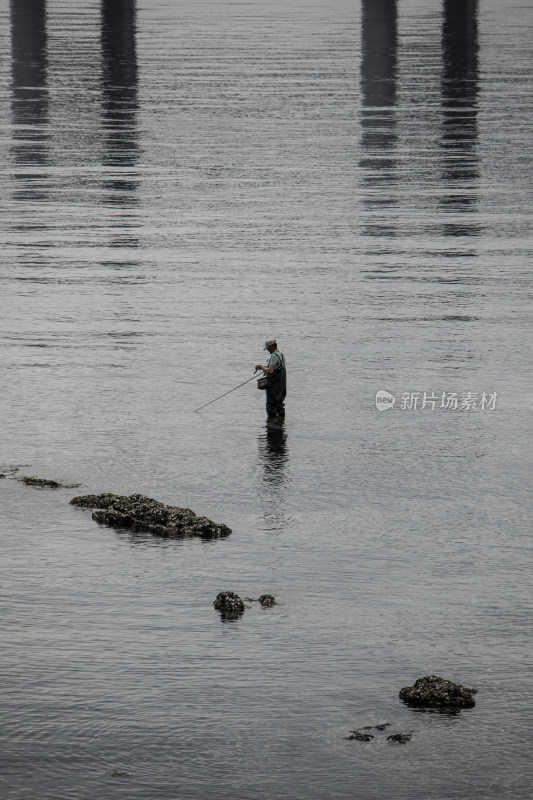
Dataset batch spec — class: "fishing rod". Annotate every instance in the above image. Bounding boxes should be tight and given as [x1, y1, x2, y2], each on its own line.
[194, 371, 260, 413]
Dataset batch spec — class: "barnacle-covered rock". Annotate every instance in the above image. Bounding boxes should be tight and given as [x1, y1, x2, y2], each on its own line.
[258, 594, 276, 607]
[70, 493, 118, 509]
[399, 676, 477, 709]
[213, 591, 245, 618]
[70, 493, 231, 540]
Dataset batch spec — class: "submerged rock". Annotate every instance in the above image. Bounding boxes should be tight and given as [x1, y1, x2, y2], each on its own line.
[19, 476, 60, 488]
[18, 476, 81, 489]
[347, 724, 410, 744]
[0, 467, 21, 479]
[361, 723, 392, 731]
[399, 676, 477, 710]
[70, 493, 231, 540]
[345, 730, 375, 742]
[387, 733, 412, 744]
[0, 468, 79, 488]
[213, 591, 245, 618]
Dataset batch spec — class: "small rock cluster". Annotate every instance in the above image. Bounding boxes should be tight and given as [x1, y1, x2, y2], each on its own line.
[399, 675, 477, 710]
[346, 723, 411, 744]
[214, 592, 277, 619]
[70, 493, 231, 540]
[346, 676, 478, 745]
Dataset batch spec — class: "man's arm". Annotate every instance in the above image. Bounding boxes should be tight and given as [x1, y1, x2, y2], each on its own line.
[255, 353, 279, 374]
[255, 362, 276, 374]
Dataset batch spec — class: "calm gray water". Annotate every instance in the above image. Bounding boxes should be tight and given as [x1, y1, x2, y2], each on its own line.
[1, 0, 532, 797]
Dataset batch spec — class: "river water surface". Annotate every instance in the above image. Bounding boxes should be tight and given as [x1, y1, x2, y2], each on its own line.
[1, 0, 532, 798]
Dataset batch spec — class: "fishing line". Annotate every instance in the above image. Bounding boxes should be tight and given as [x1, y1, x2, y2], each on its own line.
[194, 372, 260, 413]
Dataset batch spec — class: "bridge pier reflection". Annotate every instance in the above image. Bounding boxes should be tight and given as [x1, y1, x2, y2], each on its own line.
[10, 0, 49, 200]
[440, 0, 480, 236]
[101, 0, 139, 206]
[359, 0, 398, 239]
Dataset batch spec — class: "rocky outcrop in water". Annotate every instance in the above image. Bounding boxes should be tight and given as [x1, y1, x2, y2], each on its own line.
[213, 591, 245, 618]
[70, 493, 231, 540]
[399, 676, 477, 709]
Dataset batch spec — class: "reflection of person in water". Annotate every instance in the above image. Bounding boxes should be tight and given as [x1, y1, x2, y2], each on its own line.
[260, 423, 288, 488]
[257, 421, 289, 533]
[255, 339, 287, 420]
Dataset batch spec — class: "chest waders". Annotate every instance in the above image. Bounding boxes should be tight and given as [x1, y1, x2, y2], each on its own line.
[266, 353, 286, 418]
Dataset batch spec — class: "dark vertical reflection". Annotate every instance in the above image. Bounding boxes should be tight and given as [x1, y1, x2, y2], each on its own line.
[10, 0, 49, 200]
[101, 0, 139, 213]
[440, 0, 480, 236]
[359, 0, 398, 238]
[257, 422, 289, 532]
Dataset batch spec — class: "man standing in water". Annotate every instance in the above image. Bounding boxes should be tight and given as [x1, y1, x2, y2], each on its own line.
[256, 339, 287, 420]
